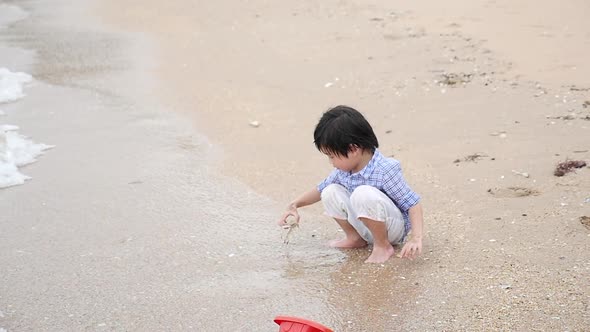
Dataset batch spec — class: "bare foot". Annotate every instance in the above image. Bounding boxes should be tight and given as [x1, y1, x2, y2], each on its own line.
[329, 237, 367, 248]
[365, 244, 395, 263]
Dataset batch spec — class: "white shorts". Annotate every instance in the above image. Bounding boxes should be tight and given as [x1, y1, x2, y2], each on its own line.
[320, 184, 405, 244]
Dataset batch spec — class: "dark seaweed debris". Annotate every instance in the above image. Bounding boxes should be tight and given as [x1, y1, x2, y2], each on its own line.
[554, 160, 587, 177]
[439, 73, 473, 86]
[453, 153, 487, 163]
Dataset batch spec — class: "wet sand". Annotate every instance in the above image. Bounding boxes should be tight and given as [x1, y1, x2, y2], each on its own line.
[2, 1, 294, 331]
[1, 0, 589, 331]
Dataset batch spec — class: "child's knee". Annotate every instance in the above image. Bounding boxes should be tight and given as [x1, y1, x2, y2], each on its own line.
[350, 186, 385, 219]
[321, 184, 351, 218]
[350, 185, 379, 205]
[320, 184, 347, 201]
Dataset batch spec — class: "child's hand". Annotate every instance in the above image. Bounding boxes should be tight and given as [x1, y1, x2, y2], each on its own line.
[277, 205, 300, 227]
[399, 237, 422, 259]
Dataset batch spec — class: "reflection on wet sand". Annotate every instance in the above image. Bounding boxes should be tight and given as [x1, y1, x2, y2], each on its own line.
[325, 250, 424, 330]
[280, 241, 424, 331]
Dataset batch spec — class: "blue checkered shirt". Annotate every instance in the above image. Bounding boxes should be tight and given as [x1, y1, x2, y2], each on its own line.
[317, 149, 420, 235]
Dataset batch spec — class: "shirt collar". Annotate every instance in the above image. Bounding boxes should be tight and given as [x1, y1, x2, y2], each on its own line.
[355, 149, 381, 179]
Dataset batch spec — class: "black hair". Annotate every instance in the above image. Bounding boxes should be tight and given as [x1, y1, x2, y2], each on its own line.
[313, 105, 379, 156]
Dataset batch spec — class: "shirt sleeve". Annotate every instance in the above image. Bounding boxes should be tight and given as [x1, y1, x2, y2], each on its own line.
[317, 169, 339, 193]
[382, 163, 420, 212]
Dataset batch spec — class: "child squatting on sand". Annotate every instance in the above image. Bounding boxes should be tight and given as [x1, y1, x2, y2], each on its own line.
[278, 105, 424, 263]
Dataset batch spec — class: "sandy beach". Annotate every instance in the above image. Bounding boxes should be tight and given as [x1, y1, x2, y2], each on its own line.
[1, 0, 589, 331]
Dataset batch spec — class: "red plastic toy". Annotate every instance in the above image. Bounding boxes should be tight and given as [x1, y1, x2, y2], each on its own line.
[274, 316, 333, 332]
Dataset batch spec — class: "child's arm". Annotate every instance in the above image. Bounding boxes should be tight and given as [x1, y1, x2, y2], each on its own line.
[277, 189, 321, 226]
[400, 202, 424, 259]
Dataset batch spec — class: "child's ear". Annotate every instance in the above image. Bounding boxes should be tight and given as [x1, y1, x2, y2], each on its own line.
[349, 144, 361, 155]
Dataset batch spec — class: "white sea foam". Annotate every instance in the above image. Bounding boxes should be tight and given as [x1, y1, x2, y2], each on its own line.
[0, 68, 33, 103]
[0, 67, 53, 188]
[0, 125, 54, 188]
[0, 4, 29, 27]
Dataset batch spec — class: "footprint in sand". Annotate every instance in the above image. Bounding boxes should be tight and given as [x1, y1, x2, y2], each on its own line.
[487, 186, 541, 198]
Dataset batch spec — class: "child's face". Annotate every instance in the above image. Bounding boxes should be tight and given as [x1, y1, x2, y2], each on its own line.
[322, 148, 358, 173]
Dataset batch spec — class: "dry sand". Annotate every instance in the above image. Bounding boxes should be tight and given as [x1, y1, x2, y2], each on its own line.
[1, 0, 589, 331]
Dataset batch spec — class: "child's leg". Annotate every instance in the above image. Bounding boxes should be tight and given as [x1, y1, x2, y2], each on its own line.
[321, 184, 370, 248]
[350, 185, 405, 263]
